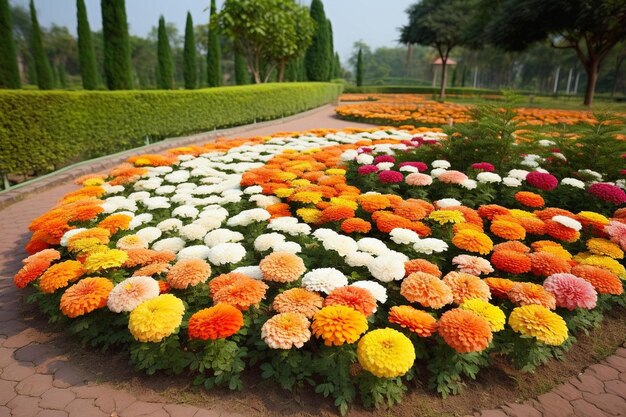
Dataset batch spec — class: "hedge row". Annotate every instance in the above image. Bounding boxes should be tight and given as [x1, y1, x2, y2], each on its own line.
[0, 82, 342, 177]
[343, 85, 504, 95]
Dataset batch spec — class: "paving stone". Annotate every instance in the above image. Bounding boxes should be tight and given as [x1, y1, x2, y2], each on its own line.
[570, 374, 605, 395]
[16, 373, 53, 396]
[2, 328, 43, 347]
[586, 363, 620, 381]
[474, 411, 508, 417]
[0, 347, 13, 367]
[70, 384, 101, 399]
[36, 358, 69, 375]
[581, 392, 626, 416]
[192, 410, 221, 417]
[53, 365, 90, 388]
[64, 398, 107, 417]
[615, 347, 626, 358]
[40, 387, 76, 410]
[163, 404, 198, 417]
[35, 410, 68, 417]
[6, 394, 41, 417]
[604, 379, 626, 400]
[14, 343, 62, 365]
[500, 403, 542, 417]
[0, 379, 17, 405]
[94, 389, 136, 414]
[605, 355, 626, 373]
[535, 392, 574, 417]
[572, 399, 606, 417]
[553, 382, 583, 401]
[0, 406, 9, 417]
[621, 372, 626, 383]
[1, 361, 35, 381]
[120, 401, 166, 417]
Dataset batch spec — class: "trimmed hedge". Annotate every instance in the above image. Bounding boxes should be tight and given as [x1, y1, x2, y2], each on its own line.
[0, 82, 342, 177]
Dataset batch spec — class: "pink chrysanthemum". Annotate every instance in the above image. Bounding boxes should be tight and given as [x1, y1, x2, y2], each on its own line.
[373, 155, 396, 164]
[452, 255, 494, 276]
[471, 162, 495, 172]
[526, 172, 558, 191]
[438, 170, 469, 184]
[399, 161, 428, 171]
[378, 170, 404, 183]
[405, 173, 433, 186]
[543, 273, 597, 310]
[589, 183, 626, 205]
[605, 220, 626, 250]
[358, 165, 378, 175]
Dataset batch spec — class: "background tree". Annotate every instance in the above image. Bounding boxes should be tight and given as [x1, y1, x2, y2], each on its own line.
[207, 0, 221, 87]
[305, 0, 331, 81]
[234, 49, 248, 84]
[356, 47, 363, 86]
[183, 11, 196, 89]
[101, 0, 132, 89]
[0, 0, 21, 88]
[29, 0, 53, 89]
[76, 0, 97, 89]
[486, 0, 626, 106]
[156, 15, 174, 89]
[401, 0, 474, 99]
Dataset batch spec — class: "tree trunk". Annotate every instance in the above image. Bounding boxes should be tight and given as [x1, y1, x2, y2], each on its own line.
[278, 61, 286, 82]
[440, 55, 448, 100]
[583, 59, 599, 106]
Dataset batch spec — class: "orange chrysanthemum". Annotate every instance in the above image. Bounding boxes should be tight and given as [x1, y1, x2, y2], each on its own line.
[534, 207, 576, 222]
[437, 309, 492, 353]
[442, 272, 491, 304]
[320, 205, 355, 223]
[272, 288, 324, 318]
[493, 241, 530, 253]
[157, 280, 170, 293]
[491, 250, 532, 274]
[544, 220, 580, 242]
[571, 265, 623, 295]
[484, 277, 516, 299]
[388, 305, 437, 337]
[324, 286, 377, 317]
[123, 249, 176, 268]
[400, 272, 453, 309]
[67, 227, 110, 247]
[515, 191, 545, 208]
[266, 203, 292, 218]
[373, 211, 414, 233]
[404, 259, 442, 278]
[508, 282, 556, 309]
[453, 222, 484, 233]
[311, 305, 368, 346]
[518, 217, 546, 235]
[188, 304, 244, 340]
[261, 312, 311, 349]
[166, 259, 211, 289]
[38, 260, 85, 294]
[529, 252, 571, 277]
[132, 262, 171, 277]
[259, 252, 306, 283]
[13, 249, 61, 289]
[211, 274, 268, 311]
[393, 200, 430, 221]
[490, 220, 526, 240]
[452, 229, 493, 255]
[340, 218, 372, 234]
[97, 214, 132, 235]
[60, 277, 113, 318]
[477, 205, 510, 220]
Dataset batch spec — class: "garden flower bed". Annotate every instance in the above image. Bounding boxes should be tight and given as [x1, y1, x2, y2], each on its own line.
[14, 125, 626, 414]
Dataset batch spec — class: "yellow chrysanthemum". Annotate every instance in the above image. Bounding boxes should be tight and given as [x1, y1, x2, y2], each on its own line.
[460, 299, 506, 332]
[509, 209, 536, 219]
[128, 294, 185, 342]
[311, 305, 367, 346]
[83, 178, 105, 186]
[429, 210, 465, 225]
[508, 305, 568, 346]
[302, 148, 321, 154]
[274, 188, 294, 198]
[452, 229, 494, 255]
[579, 255, 626, 279]
[276, 172, 298, 181]
[586, 238, 624, 259]
[67, 237, 104, 254]
[84, 249, 128, 273]
[296, 208, 323, 224]
[357, 328, 416, 378]
[330, 197, 359, 210]
[537, 245, 572, 261]
[290, 191, 323, 204]
[577, 211, 609, 226]
[290, 179, 311, 187]
[325, 168, 346, 176]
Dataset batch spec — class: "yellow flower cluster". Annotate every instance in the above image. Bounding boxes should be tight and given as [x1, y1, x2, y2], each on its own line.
[84, 248, 128, 273]
[312, 305, 367, 346]
[429, 210, 465, 225]
[460, 299, 505, 332]
[128, 294, 185, 342]
[357, 328, 415, 378]
[508, 305, 568, 346]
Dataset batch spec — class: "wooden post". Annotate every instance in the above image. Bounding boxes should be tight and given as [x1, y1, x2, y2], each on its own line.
[553, 67, 560, 94]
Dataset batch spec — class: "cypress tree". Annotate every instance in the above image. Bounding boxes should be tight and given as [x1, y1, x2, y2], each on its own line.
[101, 0, 132, 89]
[156, 16, 173, 89]
[183, 12, 196, 89]
[356, 48, 363, 87]
[305, 0, 331, 81]
[334, 52, 341, 78]
[326, 18, 334, 80]
[29, 0, 52, 89]
[234, 50, 248, 85]
[206, 0, 221, 87]
[76, 0, 98, 90]
[0, 0, 20, 88]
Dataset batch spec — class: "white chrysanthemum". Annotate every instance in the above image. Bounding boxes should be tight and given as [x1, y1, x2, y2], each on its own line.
[322, 235, 358, 257]
[376, 162, 394, 171]
[249, 194, 281, 208]
[301, 268, 348, 294]
[508, 169, 530, 180]
[243, 185, 263, 194]
[107, 276, 160, 313]
[177, 245, 212, 260]
[60, 228, 87, 247]
[431, 168, 447, 178]
[192, 216, 223, 231]
[143, 196, 171, 210]
[204, 228, 244, 247]
[356, 153, 374, 165]
[152, 237, 186, 253]
[208, 242, 246, 265]
[128, 191, 151, 201]
[399, 165, 419, 173]
[157, 218, 183, 232]
[476, 172, 502, 183]
[432, 160, 451, 169]
[102, 184, 125, 194]
[180, 224, 208, 241]
[357, 237, 389, 255]
[344, 251, 375, 268]
[552, 215, 582, 231]
[155, 185, 176, 195]
[231, 265, 264, 280]
[129, 213, 153, 229]
[340, 149, 359, 161]
[268, 217, 311, 236]
[552, 152, 567, 161]
[413, 238, 448, 254]
[254, 233, 286, 251]
[562, 177, 585, 189]
[164, 170, 190, 184]
[503, 177, 522, 187]
[151, 166, 173, 174]
[579, 169, 603, 180]
[436, 198, 462, 208]
[116, 234, 149, 250]
[390, 228, 421, 245]
[351, 281, 388, 304]
[461, 179, 478, 190]
[538, 139, 556, 146]
[387, 250, 409, 263]
[226, 208, 271, 227]
[313, 228, 338, 240]
[368, 256, 405, 283]
[172, 205, 199, 219]
[105, 196, 138, 212]
[272, 241, 302, 254]
[535, 168, 549, 174]
[521, 159, 539, 168]
[135, 227, 162, 243]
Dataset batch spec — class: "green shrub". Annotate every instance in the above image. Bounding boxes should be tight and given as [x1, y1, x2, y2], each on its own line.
[0, 82, 342, 177]
[344, 85, 504, 95]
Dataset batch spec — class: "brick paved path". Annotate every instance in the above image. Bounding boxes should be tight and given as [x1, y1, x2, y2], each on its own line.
[0, 106, 625, 417]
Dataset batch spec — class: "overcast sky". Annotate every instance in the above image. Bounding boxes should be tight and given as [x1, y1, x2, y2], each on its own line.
[12, 0, 416, 63]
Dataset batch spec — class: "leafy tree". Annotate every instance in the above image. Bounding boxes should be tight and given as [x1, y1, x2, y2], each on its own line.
[401, 0, 474, 98]
[305, 0, 331, 81]
[101, 0, 132, 89]
[29, 0, 53, 89]
[207, 0, 221, 87]
[356, 47, 363, 86]
[156, 15, 174, 89]
[183, 12, 196, 89]
[0, 0, 20, 88]
[234, 49, 249, 84]
[486, 0, 626, 106]
[333, 52, 341, 79]
[76, 0, 97, 89]
[58, 62, 67, 88]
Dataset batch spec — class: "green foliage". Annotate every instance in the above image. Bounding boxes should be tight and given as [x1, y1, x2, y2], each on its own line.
[191, 339, 247, 390]
[234, 50, 249, 85]
[427, 341, 490, 396]
[356, 48, 363, 87]
[183, 12, 196, 89]
[129, 335, 195, 375]
[156, 16, 174, 89]
[0, 0, 20, 88]
[313, 346, 357, 416]
[259, 349, 314, 390]
[76, 0, 97, 90]
[305, 0, 332, 81]
[29, 0, 53, 90]
[207, 0, 221, 87]
[357, 373, 407, 410]
[101, 0, 133, 90]
[0, 82, 342, 176]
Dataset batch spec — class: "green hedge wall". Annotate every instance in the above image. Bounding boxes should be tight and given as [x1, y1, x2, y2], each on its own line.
[0, 82, 342, 177]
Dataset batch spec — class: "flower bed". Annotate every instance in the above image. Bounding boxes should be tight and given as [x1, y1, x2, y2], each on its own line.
[14, 126, 626, 414]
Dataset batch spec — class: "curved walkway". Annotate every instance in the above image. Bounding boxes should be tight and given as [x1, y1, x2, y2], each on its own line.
[0, 106, 625, 417]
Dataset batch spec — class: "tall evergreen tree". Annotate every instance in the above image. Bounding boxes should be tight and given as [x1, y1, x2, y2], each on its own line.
[101, 0, 133, 89]
[183, 12, 196, 89]
[0, 0, 20, 88]
[356, 48, 363, 86]
[29, 0, 52, 89]
[326, 18, 334, 80]
[305, 0, 331, 81]
[234, 50, 248, 85]
[333, 52, 341, 78]
[156, 15, 173, 89]
[76, 0, 98, 90]
[206, 0, 221, 87]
